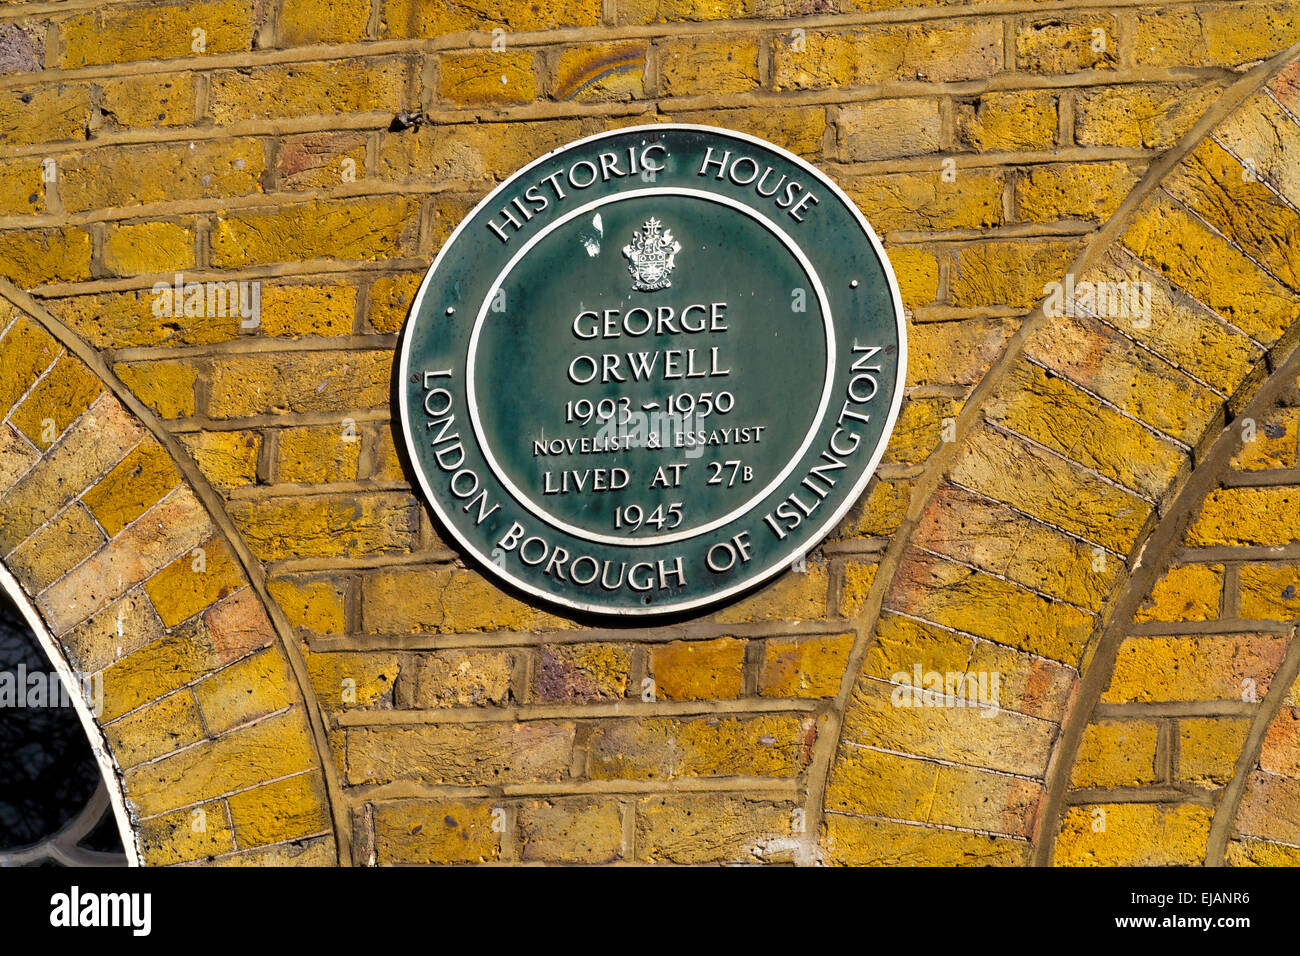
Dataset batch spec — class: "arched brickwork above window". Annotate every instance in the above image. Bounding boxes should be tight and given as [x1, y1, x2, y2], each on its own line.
[0, 286, 344, 866]
[817, 40, 1300, 866]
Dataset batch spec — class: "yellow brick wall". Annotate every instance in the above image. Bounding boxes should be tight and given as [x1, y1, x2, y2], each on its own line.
[2, 0, 1300, 865]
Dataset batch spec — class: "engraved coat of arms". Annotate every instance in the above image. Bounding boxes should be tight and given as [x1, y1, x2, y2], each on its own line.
[622, 218, 681, 292]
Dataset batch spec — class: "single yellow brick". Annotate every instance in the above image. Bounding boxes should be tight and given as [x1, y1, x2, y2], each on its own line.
[837, 98, 943, 162]
[885, 247, 939, 307]
[1178, 716, 1250, 787]
[60, 0, 255, 67]
[1015, 14, 1117, 73]
[138, 799, 235, 865]
[367, 425, 406, 481]
[60, 139, 265, 213]
[276, 132, 367, 191]
[825, 745, 939, 818]
[1134, 564, 1222, 623]
[411, 650, 513, 707]
[671, 105, 825, 157]
[260, 283, 356, 337]
[59, 589, 166, 676]
[842, 478, 911, 539]
[208, 59, 407, 124]
[518, 799, 623, 864]
[377, 119, 585, 183]
[278, 0, 368, 45]
[439, 50, 538, 105]
[1238, 564, 1300, 621]
[179, 430, 260, 488]
[211, 197, 419, 266]
[535, 643, 630, 702]
[968, 639, 1073, 721]
[274, 423, 361, 483]
[94, 73, 199, 129]
[82, 438, 182, 537]
[1055, 803, 1211, 865]
[144, 535, 243, 628]
[1075, 83, 1220, 150]
[1232, 408, 1300, 469]
[648, 637, 745, 700]
[839, 561, 879, 617]
[228, 492, 417, 561]
[210, 835, 335, 866]
[206, 350, 391, 419]
[357, 719, 569, 788]
[0, 157, 45, 215]
[951, 238, 1082, 308]
[226, 772, 331, 847]
[305, 649, 398, 708]
[850, 169, 1005, 232]
[760, 633, 854, 697]
[103, 221, 196, 276]
[1015, 162, 1140, 223]
[10, 353, 104, 447]
[715, 565, 828, 623]
[1227, 837, 1300, 866]
[114, 360, 198, 419]
[1070, 720, 1159, 788]
[267, 575, 347, 633]
[360, 565, 570, 633]
[367, 273, 422, 333]
[587, 714, 808, 779]
[373, 800, 499, 864]
[773, 23, 1000, 92]
[929, 762, 1041, 836]
[104, 690, 205, 769]
[553, 42, 646, 101]
[659, 36, 759, 96]
[5, 502, 104, 593]
[824, 813, 1027, 865]
[0, 85, 93, 146]
[59, 289, 237, 350]
[381, 0, 600, 35]
[906, 319, 1015, 389]
[636, 794, 793, 864]
[1134, 3, 1300, 68]
[1103, 634, 1286, 703]
[956, 89, 1058, 151]
[1187, 489, 1300, 548]
[617, 0, 753, 24]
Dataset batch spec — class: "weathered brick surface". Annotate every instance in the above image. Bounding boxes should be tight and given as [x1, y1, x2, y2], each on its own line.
[1, 0, 1299, 870]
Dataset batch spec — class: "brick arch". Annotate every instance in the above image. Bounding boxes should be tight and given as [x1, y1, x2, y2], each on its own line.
[0, 280, 346, 866]
[1045, 344, 1300, 866]
[813, 38, 1300, 864]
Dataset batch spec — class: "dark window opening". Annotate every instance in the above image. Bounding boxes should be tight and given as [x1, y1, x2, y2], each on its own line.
[0, 585, 127, 866]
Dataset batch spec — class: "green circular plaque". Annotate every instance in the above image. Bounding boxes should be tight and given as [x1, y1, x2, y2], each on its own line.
[398, 125, 906, 616]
